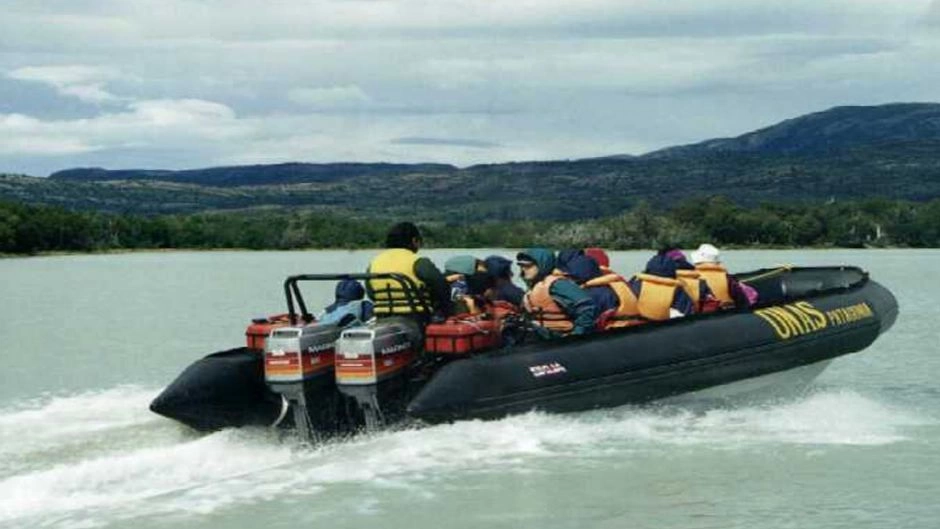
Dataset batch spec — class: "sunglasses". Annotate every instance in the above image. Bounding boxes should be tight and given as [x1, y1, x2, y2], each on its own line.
[516, 262, 536, 269]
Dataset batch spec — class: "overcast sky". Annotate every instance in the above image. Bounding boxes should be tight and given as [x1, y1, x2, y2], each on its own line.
[2, 0, 939, 175]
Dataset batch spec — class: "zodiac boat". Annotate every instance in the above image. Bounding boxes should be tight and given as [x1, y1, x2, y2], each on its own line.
[150, 266, 898, 439]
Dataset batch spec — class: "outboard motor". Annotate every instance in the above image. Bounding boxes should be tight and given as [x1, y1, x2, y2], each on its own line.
[335, 319, 419, 430]
[263, 324, 341, 440]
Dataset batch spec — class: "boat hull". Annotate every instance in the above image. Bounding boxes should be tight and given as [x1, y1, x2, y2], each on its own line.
[149, 348, 285, 431]
[406, 278, 897, 422]
[150, 268, 898, 433]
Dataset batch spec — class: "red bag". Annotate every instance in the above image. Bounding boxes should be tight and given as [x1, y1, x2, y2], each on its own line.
[425, 317, 501, 355]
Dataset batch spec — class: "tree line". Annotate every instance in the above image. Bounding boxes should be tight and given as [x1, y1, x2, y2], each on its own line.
[2, 196, 939, 255]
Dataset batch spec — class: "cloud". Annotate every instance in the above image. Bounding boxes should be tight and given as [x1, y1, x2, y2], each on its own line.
[287, 85, 371, 108]
[0, 99, 246, 156]
[7, 65, 123, 103]
[0, 0, 938, 175]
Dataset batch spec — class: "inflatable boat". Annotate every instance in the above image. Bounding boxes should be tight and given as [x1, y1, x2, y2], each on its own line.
[150, 266, 898, 439]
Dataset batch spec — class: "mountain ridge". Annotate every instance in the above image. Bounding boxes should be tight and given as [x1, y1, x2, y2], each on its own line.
[641, 102, 940, 159]
[7, 102, 938, 222]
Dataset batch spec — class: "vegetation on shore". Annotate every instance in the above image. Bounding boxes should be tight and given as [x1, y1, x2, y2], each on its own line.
[3, 196, 939, 256]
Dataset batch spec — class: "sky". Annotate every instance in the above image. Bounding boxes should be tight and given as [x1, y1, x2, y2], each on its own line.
[1, 0, 939, 176]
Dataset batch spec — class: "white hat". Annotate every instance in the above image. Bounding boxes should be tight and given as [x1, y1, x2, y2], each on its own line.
[691, 243, 720, 264]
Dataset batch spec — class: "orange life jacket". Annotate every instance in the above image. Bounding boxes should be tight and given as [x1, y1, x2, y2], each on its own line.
[676, 269, 705, 312]
[582, 273, 643, 327]
[694, 263, 734, 307]
[633, 273, 681, 321]
[523, 275, 575, 333]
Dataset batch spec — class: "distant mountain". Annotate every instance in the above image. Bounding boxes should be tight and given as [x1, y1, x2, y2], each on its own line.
[49, 162, 458, 187]
[5, 102, 937, 222]
[643, 102, 940, 159]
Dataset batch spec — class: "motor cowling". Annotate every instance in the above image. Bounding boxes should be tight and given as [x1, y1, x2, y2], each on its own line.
[263, 324, 340, 385]
[335, 321, 416, 386]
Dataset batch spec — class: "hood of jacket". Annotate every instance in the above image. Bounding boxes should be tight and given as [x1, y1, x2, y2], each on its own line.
[335, 278, 365, 303]
[325, 278, 366, 313]
[584, 247, 610, 268]
[444, 255, 478, 276]
[644, 254, 678, 279]
[562, 254, 603, 284]
[517, 248, 556, 285]
[484, 255, 513, 280]
[556, 249, 584, 271]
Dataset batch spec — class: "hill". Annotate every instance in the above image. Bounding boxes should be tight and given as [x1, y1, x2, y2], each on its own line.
[2, 103, 938, 222]
[643, 102, 940, 159]
[49, 162, 457, 187]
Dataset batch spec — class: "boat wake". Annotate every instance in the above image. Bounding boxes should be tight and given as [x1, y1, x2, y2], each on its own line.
[0, 385, 930, 528]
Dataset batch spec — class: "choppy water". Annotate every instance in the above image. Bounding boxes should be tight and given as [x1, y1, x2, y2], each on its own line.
[1, 249, 937, 528]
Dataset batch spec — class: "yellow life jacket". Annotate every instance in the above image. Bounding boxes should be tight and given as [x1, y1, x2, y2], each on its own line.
[368, 249, 432, 315]
[523, 275, 575, 333]
[582, 273, 641, 325]
[695, 263, 733, 306]
[634, 273, 681, 321]
[676, 269, 704, 311]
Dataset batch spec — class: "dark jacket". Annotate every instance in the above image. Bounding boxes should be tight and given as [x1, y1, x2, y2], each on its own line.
[562, 254, 619, 316]
[484, 255, 525, 306]
[519, 248, 597, 335]
[414, 256, 453, 316]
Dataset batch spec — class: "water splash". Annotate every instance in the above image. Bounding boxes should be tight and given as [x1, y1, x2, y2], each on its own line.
[0, 386, 930, 528]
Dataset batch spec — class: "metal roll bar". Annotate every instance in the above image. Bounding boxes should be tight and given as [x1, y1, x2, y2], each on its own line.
[283, 272, 431, 325]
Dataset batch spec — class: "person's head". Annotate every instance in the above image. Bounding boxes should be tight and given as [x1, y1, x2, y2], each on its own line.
[562, 254, 602, 285]
[644, 254, 678, 279]
[444, 255, 479, 278]
[584, 247, 610, 269]
[334, 278, 366, 302]
[690, 243, 721, 265]
[516, 248, 555, 285]
[659, 246, 694, 270]
[385, 222, 423, 251]
[484, 255, 513, 281]
[325, 278, 365, 313]
[556, 249, 584, 270]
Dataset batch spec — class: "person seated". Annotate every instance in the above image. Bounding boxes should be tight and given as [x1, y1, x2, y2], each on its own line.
[483, 255, 525, 307]
[584, 247, 614, 273]
[554, 249, 584, 276]
[444, 255, 492, 315]
[690, 244, 758, 308]
[517, 248, 597, 337]
[316, 278, 374, 327]
[627, 255, 695, 320]
[562, 254, 641, 329]
[659, 247, 718, 313]
[367, 222, 452, 322]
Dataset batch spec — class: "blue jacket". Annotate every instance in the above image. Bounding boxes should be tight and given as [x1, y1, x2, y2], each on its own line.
[318, 279, 374, 326]
[518, 248, 597, 335]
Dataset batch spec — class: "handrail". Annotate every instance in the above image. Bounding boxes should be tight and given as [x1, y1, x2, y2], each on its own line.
[283, 273, 430, 326]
